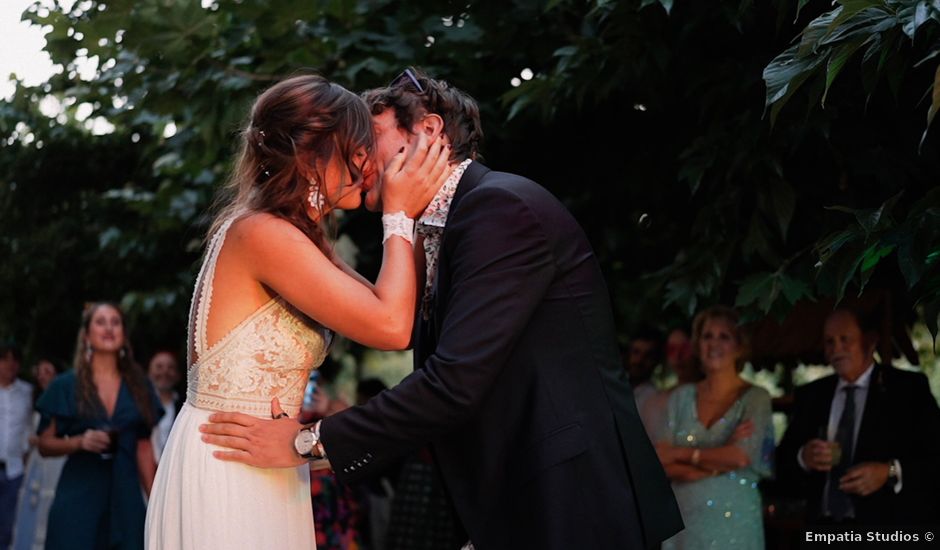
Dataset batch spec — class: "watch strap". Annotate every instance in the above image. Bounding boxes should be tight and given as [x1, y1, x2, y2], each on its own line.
[299, 421, 325, 461]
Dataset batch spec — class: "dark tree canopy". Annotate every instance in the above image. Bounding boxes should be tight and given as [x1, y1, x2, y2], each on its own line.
[1, 0, 938, 367]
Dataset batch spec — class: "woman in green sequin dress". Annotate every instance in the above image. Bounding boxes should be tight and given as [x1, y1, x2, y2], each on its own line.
[655, 306, 774, 550]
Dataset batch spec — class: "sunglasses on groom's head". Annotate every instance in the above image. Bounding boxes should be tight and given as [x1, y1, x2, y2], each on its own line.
[389, 68, 425, 94]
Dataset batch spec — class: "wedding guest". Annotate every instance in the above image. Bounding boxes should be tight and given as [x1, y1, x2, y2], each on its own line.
[776, 307, 940, 524]
[146, 350, 183, 462]
[12, 358, 65, 550]
[656, 305, 774, 550]
[664, 327, 701, 387]
[640, 326, 702, 439]
[0, 344, 32, 550]
[36, 303, 162, 550]
[625, 325, 663, 422]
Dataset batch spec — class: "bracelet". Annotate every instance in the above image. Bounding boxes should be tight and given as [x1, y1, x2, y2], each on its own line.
[382, 211, 415, 245]
[690, 448, 701, 466]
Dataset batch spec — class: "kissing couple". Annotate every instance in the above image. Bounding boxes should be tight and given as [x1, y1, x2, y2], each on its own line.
[144, 68, 683, 550]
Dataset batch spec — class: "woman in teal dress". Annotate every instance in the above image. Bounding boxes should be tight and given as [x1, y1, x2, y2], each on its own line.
[36, 303, 161, 550]
[655, 305, 774, 550]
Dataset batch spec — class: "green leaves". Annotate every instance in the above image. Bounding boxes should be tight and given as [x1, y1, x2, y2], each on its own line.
[824, 38, 866, 105]
[735, 271, 812, 317]
[3, 0, 939, 361]
[922, 63, 940, 149]
[641, 0, 674, 14]
[660, 250, 728, 318]
[765, 0, 940, 134]
[813, 191, 940, 340]
[763, 36, 825, 125]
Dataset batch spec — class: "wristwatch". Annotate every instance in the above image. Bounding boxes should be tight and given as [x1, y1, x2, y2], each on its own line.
[293, 421, 326, 461]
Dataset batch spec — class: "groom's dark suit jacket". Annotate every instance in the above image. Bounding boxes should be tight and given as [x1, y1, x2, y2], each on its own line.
[776, 364, 940, 524]
[322, 162, 682, 549]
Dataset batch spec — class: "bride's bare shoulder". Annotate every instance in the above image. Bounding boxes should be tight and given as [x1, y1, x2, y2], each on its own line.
[228, 212, 310, 249]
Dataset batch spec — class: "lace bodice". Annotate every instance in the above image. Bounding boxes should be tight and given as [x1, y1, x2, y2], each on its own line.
[185, 217, 331, 418]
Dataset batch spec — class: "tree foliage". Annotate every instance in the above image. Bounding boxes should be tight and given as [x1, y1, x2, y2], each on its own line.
[764, 0, 940, 340]
[1, 0, 938, 365]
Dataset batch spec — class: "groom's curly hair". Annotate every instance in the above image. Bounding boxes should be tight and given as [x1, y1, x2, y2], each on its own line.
[362, 67, 483, 162]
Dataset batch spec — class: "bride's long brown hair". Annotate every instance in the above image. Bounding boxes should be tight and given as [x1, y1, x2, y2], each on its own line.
[209, 74, 374, 251]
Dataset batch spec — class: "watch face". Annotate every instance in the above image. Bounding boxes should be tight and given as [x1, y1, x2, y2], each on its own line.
[294, 429, 314, 455]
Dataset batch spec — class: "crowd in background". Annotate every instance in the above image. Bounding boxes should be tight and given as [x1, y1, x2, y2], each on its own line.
[2, 300, 939, 550]
[0, 301, 426, 550]
[627, 305, 940, 550]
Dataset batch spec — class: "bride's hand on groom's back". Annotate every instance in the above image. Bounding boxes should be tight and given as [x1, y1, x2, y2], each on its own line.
[381, 131, 451, 218]
[199, 398, 306, 469]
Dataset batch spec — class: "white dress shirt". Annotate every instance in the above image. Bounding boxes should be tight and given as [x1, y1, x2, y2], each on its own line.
[633, 381, 657, 418]
[0, 379, 34, 478]
[825, 363, 875, 449]
[152, 393, 179, 462]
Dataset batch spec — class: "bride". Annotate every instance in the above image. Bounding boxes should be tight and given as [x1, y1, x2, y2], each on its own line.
[144, 74, 449, 549]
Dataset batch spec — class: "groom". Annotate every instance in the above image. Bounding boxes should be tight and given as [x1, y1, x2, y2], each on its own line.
[202, 68, 682, 549]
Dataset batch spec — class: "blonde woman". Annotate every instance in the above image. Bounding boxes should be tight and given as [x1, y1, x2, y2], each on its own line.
[656, 305, 774, 550]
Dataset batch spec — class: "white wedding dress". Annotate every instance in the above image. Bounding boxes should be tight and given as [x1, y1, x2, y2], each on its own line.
[145, 218, 330, 550]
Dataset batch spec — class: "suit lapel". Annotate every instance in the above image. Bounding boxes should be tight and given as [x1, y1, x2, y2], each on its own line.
[447, 160, 489, 216]
[427, 161, 489, 319]
[414, 161, 490, 370]
[854, 364, 884, 460]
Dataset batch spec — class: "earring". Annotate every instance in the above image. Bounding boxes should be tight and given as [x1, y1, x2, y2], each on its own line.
[307, 180, 326, 211]
[119, 347, 126, 359]
[84, 342, 93, 363]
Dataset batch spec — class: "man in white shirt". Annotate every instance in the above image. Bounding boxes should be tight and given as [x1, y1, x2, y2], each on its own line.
[777, 308, 940, 524]
[0, 344, 32, 548]
[624, 327, 663, 436]
[147, 350, 182, 462]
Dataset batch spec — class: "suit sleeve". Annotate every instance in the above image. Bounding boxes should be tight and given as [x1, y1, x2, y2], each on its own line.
[893, 373, 940, 497]
[321, 186, 556, 482]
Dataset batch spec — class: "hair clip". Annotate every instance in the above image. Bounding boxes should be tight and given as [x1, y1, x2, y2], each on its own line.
[257, 129, 266, 146]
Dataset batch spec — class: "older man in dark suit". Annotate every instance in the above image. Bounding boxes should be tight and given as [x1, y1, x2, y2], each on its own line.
[777, 308, 940, 524]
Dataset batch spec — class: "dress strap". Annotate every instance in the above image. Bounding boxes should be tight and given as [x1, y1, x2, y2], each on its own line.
[187, 217, 236, 366]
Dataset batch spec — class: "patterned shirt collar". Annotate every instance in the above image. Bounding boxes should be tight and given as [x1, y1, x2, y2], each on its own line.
[416, 158, 473, 319]
[418, 159, 473, 228]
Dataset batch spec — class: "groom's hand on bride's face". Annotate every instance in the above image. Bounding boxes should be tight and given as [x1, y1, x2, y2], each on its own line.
[199, 398, 306, 468]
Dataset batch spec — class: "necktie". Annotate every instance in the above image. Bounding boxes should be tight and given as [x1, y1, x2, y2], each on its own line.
[827, 385, 857, 520]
